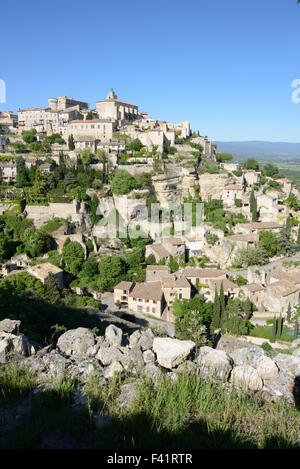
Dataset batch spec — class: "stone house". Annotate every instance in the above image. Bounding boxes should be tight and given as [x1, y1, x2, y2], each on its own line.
[68, 119, 115, 141]
[222, 185, 244, 207]
[243, 171, 261, 187]
[240, 283, 266, 309]
[146, 265, 170, 282]
[277, 178, 293, 197]
[113, 281, 135, 306]
[207, 278, 240, 301]
[0, 111, 18, 133]
[162, 273, 191, 321]
[264, 280, 300, 313]
[161, 236, 186, 260]
[145, 244, 170, 263]
[0, 161, 17, 183]
[234, 221, 282, 236]
[128, 281, 165, 319]
[27, 262, 64, 288]
[182, 267, 227, 287]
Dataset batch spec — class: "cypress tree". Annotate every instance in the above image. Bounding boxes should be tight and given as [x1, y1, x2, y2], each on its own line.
[211, 288, 221, 333]
[219, 281, 225, 324]
[294, 321, 299, 340]
[287, 303, 291, 322]
[272, 315, 277, 342]
[245, 298, 252, 320]
[68, 134, 75, 150]
[297, 224, 300, 245]
[276, 313, 283, 340]
[250, 190, 257, 222]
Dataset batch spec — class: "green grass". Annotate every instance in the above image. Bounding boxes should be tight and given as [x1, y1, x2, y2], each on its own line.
[2, 364, 300, 449]
[0, 360, 36, 402]
[250, 325, 293, 342]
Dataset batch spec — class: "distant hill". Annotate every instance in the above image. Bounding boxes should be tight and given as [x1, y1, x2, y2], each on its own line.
[214, 141, 300, 162]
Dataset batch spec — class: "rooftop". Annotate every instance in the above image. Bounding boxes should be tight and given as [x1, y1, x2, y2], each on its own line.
[28, 262, 63, 279]
[183, 268, 227, 278]
[129, 281, 163, 301]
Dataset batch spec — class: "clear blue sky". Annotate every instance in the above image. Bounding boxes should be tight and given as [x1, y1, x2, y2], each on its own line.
[1, 0, 300, 142]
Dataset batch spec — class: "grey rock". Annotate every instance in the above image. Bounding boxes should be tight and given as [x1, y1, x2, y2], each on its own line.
[57, 328, 95, 356]
[105, 325, 123, 347]
[137, 329, 154, 351]
[291, 339, 300, 349]
[0, 338, 11, 364]
[96, 345, 123, 366]
[144, 362, 163, 381]
[143, 349, 155, 364]
[261, 371, 295, 404]
[153, 337, 195, 369]
[230, 365, 263, 391]
[197, 347, 232, 381]
[229, 347, 265, 368]
[103, 360, 123, 379]
[129, 330, 142, 348]
[117, 382, 139, 409]
[273, 353, 300, 379]
[0, 319, 21, 335]
[12, 334, 32, 356]
[256, 356, 279, 380]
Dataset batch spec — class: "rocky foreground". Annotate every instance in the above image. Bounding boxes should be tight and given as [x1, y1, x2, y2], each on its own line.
[1, 318, 300, 407]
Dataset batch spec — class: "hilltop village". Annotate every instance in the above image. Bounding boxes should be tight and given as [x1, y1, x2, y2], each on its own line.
[0, 90, 300, 345]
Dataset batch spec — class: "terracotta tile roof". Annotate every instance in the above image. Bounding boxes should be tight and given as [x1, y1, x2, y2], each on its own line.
[244, 283, 265, 293]
[162, 236, 185, 246]
[270, 270, 300, 284]
[239, 222, 282, 230]
[183, 268, 226, 278]
[28, 262, 63, 279]
[114, 281, 134, 291]
[225, 235, 256, 242]
[146, 265, 170, 272]
[148, 244, 170, 259]
[162, 274, 191, 289]
[211, 278, 239, 292]
[268, 280, 300, 297]
[129, 281, 163, 301]
[96, 98, 138, 107]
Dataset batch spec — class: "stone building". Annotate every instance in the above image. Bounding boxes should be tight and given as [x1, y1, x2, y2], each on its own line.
[146, 265, 170, 282]
[68, 119, 115, 141]
[182, 267, 227, 287]
[0, 111, 18, 133]
[27, 263, 64, 288]
[222, 185, 244, 207]
[96, 90, 140, 123]
[128, 281, 165, 319]
[0, 161, 17, 183]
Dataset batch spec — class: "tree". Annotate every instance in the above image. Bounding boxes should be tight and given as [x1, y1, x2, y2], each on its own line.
[78, 258, 99, 284]
[22, 130, 37, 144]
[0, 233, 12, 262]
[110, 170, 138, 195]
[216, 153, 233, 163]
[44, 272, 61, 304]
[96, 149, 108, 184]
[211, 288, 221, 334]
[63, 171, 77, 190]
[68, 134, 75, 150]
[23, 229, 53, 257]
[96, 255, 127, 291]
[263, 163, 279, 178]
[244, 298, 253, 320]
[31, 168, 47, 198]
[15, 157, 29, 188]
[294, 320, 299, 340]
[219, 281, 225, 319]
[277, 218, 293, 255]
[62, 241, 85, 275]
[250, 190, 257, 222]
[243, 158, 259, 171]
[77, 148, 92, 167]
[259, 230, 278, 257]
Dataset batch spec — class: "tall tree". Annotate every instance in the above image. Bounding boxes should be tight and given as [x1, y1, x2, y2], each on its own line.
[44, 273, 61, 304]
[250, 190, 258, 222]
[68, 134, 75, 150]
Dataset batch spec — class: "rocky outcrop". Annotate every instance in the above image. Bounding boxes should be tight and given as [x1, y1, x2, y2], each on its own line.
[2, 319, 300, 406]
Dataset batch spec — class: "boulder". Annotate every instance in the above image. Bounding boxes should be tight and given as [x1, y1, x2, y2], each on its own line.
[176, 360, 198, 375]
[57, 328, 95, 356]
[153, 337, 195, 369]
[273, 354, 300, 379]
[105, 325, 123, 347]
[143, 349, 156, 364]
[144, 362, 163, 381]
[129, 330, 142, 348]
[96, 345, 123, 366]
[137, 329, 154, 351]
[0, 338, 10, 364]
[230, 365, 263, 391]
[256, 356, 279, 380]
[0, 319, 21, 335]
[103, 360, 123, 379]
[197, 347, 232, 380]
[261, 371, 295, 404]
[12, 334, 32, 356]
[117, 382, 139, 409]
[229, 347, 265, 368]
